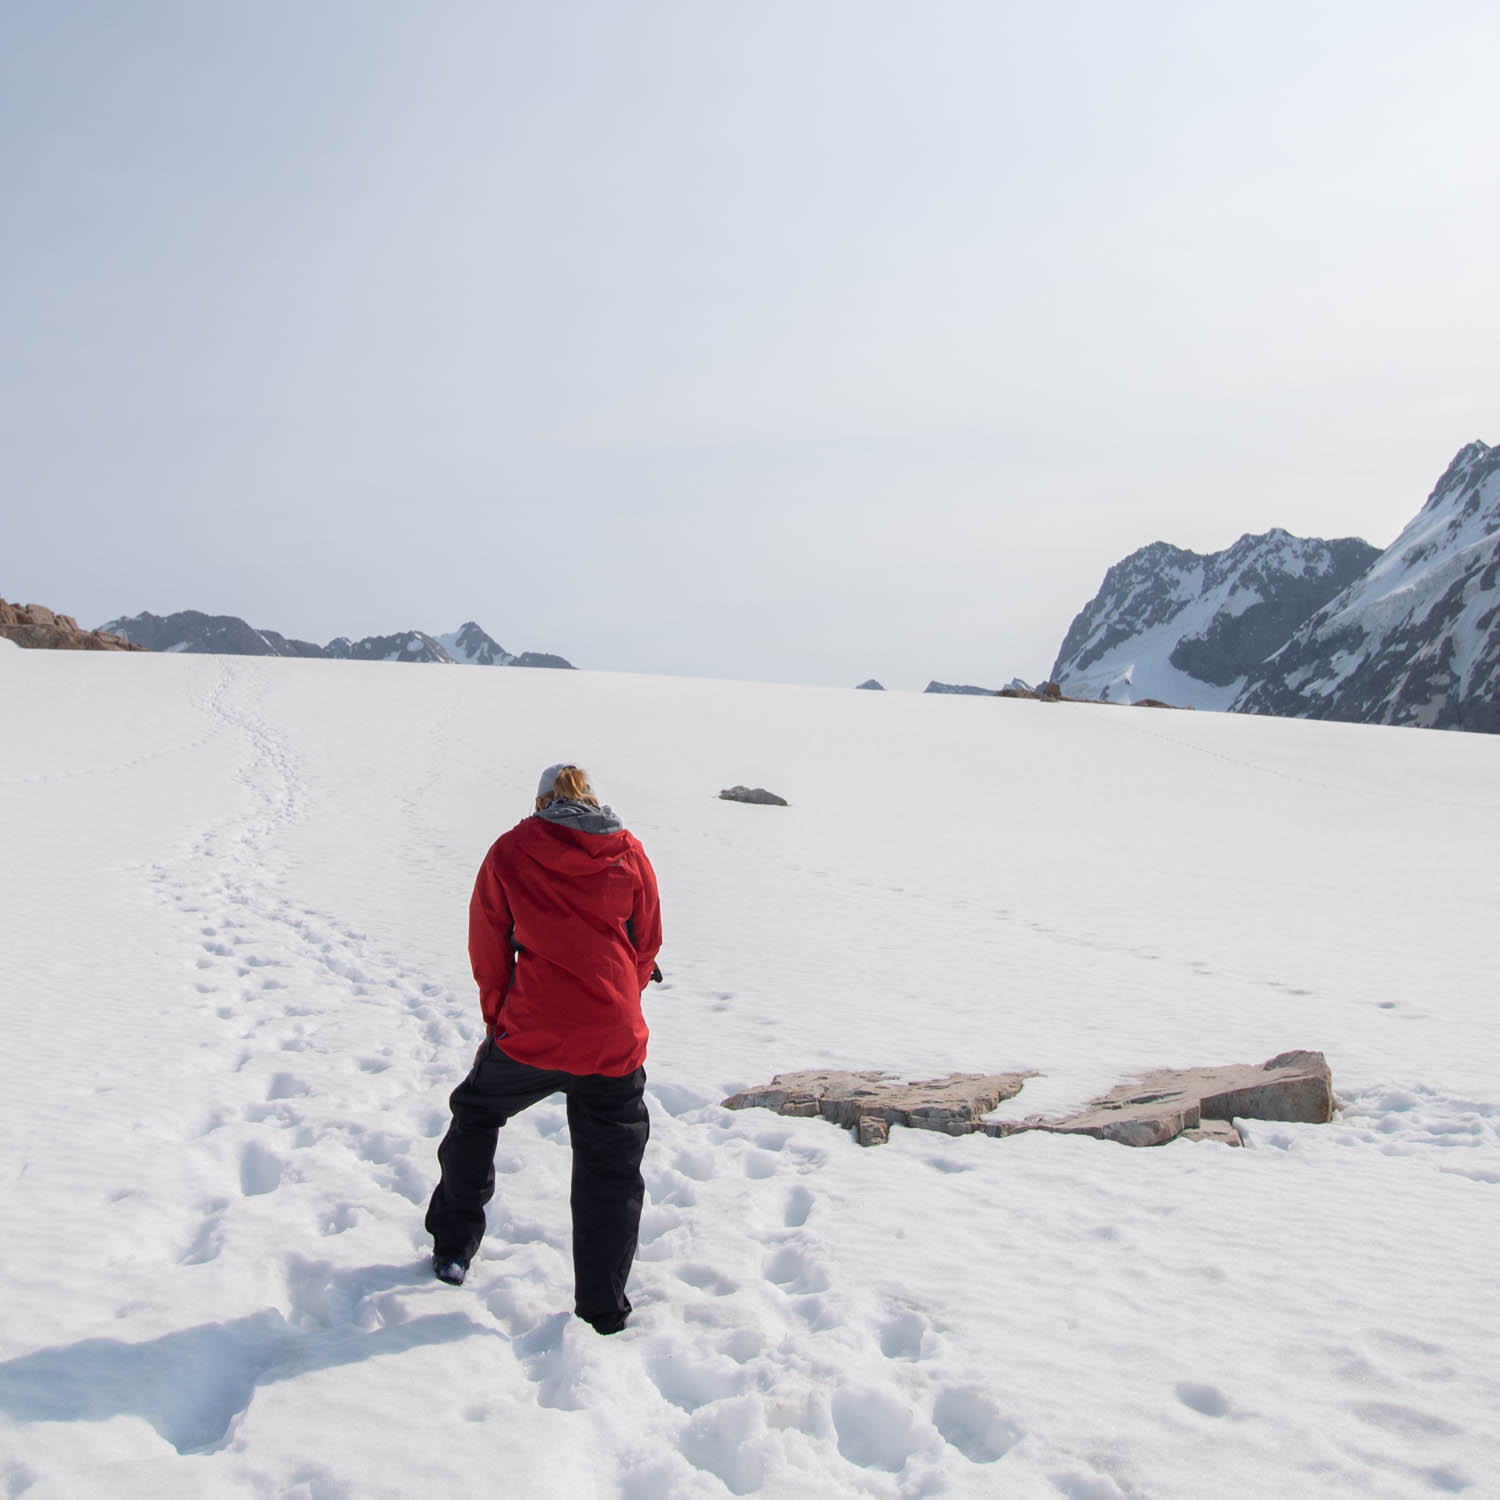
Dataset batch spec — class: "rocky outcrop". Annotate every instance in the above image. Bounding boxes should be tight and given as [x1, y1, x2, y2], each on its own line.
[0, 599, 145, 652]
[719, 786, 789, 806]
[1234, 442, 1500, 733]
[511, 651, 575, 670]
[723, 1070, 1033, 1145]
[988, 1052, 1333, 1148]
[856, 679, 885, 691]
[1050, 531, 1379, 710]
[924, 681, 993, 696]
[724, 1052, 1333, 1149]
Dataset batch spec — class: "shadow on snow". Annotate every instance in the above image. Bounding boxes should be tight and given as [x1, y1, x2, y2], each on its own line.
[0, 1260, 486, 1454]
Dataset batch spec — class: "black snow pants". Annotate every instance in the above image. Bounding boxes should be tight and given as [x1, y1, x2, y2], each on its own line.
[424, 1038, 649, 1331]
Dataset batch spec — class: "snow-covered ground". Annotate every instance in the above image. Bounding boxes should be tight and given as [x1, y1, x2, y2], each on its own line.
[2, 649, 1497, 1499]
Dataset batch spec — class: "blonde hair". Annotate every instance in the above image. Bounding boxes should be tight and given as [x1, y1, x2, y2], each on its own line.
[536, 765, 600, 812]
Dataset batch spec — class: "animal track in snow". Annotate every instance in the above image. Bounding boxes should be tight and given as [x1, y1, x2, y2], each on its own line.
[932, 1386, 1024, 1462]
[1175, 1381, 1230, 1417]
[671, 1148, 716, 1181]
[179, 1199, 231, 1266]
[830, 1384, 929, 1472]
[320, 1203, 360, 1236]
[676, 1263, 738, 1296]
[676, 1395, 769, 1495]
[645, 1350, 747, 1412]
[879, 1307, 931, 1360]
[239, 1142, 285, 1197]
[764, 1243, 830, 1294]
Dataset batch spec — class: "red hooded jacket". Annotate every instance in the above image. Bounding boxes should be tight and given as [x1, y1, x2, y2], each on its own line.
[469, 813, 662, 1077]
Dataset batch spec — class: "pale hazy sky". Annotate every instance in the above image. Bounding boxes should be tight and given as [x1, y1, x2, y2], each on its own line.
[5, 2, 1498, 688]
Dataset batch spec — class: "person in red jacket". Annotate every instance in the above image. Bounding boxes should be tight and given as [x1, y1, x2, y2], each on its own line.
[425, 763, 663, 1334]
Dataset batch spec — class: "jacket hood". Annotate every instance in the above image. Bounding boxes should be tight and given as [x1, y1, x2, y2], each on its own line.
[512, 808, 633, 877]
[537, 799, 623, 836]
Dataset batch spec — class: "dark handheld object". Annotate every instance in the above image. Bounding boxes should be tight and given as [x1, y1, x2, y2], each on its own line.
[650, 963, 663, 984]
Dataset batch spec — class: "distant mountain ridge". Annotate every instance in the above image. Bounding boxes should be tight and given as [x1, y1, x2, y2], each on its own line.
[100, 611, 575, 669]
[1048, 439, 1500, 733]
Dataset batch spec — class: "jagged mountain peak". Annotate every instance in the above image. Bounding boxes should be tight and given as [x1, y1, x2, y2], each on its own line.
[1420, 440, 1492, 515]
[324, 630, 454, 664]
[1235, 441, 1500, 732]
[438, 622, 516, 666]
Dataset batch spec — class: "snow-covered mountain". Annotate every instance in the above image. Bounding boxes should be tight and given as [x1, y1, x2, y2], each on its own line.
[438, 621, 515, 665]
[1234, 441, 1500, 732]
[324, 630, 454, 664]
[102, 611, 575, 668]
[1049, 530, 1380, 709]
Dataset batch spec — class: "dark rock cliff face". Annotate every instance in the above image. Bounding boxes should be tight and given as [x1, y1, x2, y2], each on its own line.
[512, 651, 575, 670]
[1166, 538, 1381, 686]
[323, 631, 454, 664]
[1234, 442, 1500, 733]
[1049, 530, 1380, 707]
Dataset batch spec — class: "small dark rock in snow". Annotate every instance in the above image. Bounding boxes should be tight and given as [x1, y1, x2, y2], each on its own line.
[719, 785, 789, 806]
[856, 678, 885, 691]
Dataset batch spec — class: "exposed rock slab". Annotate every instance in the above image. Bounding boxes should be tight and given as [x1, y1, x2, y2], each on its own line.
[723, 1069, 1033, 1140]
[719, 785, 789, 806]
[724, 1052, 1331, 1148]
[987, 1050, 1332, 1148]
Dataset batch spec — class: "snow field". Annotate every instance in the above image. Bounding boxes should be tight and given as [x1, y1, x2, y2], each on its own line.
[1, 649, 1497, 1497]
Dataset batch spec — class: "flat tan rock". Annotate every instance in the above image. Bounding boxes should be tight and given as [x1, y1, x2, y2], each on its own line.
[724, 1052, 1331, 1148]
[722, 1069, 1033, 1143]
[993, 1051, 1332, 1148]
